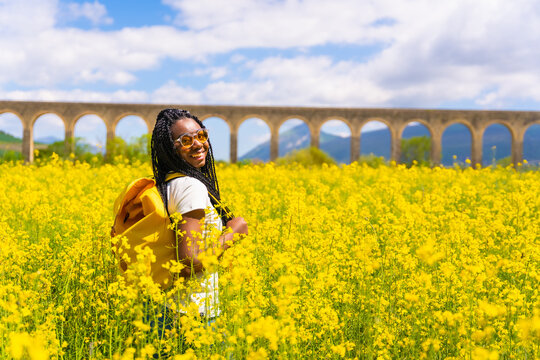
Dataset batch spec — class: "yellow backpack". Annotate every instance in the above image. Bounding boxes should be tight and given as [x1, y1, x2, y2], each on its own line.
[111, 173, 233, 289]
[111, 177, 177, 289]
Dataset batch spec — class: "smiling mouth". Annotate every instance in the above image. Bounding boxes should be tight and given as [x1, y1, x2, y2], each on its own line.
[191, 151, 206, 159]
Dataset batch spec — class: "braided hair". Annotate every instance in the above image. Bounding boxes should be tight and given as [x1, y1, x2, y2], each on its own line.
[151, 108, 234, 225]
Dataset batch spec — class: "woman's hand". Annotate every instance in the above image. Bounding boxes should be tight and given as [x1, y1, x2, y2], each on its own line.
[178, 213, 248, 271]
[219, 217, 248, 253]
[226, 217, 248, 236]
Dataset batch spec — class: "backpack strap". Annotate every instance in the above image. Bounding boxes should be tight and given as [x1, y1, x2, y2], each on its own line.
[165, 172, 186, 182]
[164, 172, 234, 225]
[207, 192, 234, 222]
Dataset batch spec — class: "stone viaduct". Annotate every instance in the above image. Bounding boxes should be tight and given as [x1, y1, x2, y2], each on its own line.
[1, 100, 539, 165]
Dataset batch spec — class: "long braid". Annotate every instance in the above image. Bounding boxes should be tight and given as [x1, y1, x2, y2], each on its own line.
[151, 109, 234, 224]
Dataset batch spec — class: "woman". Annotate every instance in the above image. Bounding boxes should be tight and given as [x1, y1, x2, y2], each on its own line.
[151, 108, 248, 318]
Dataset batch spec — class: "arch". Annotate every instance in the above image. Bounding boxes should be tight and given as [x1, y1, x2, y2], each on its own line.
[203, 116, 230, 162]
[482, 123, 512, 166]
[400, 121, 432, 165]
[360, 117, 393, 134]
[238, 114, 271, 126]
[0, 111, 23, 138]
[443, 119, 474, 135]
[479, 120, 516, 139]
[277, 115, 313, 135]
[238, 114, 272, 133]
[238, 117, 270, 162]
[71, 112, 105, 133]
[112, 113, 150, 133]
[523, 123, 540, 165]
[441, 123, 472, 166]
[0, 112, 24, 158]
[30, 111, 66, 128]
[278, 118, 311, 157]
[0, 109, 24, 123]
[2, 99, 540, 166]
[115, 115, 149, 142]
[317, 116, 353, 136]
[199, 113, 230, 127]
[74, 114, 107, 154]
[319, 119, 351, 164]
[360, 120, 391, 160]
[399, 119, 434, 139]
[33, 114, 65, 156]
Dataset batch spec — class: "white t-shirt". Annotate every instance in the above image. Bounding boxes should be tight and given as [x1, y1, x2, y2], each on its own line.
[167, 176, 222, 317]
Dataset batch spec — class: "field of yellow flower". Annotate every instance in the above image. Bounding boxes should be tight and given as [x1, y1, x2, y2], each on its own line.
[0, 157, 539, 359]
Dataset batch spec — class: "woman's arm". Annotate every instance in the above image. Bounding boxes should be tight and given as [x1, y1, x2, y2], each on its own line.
[176, 213, 249, 277]
[176, 209, 206, 278]
[219, 217, 249, 251]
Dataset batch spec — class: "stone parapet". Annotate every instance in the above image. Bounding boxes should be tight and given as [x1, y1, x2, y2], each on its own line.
[1, 100, 539, 165]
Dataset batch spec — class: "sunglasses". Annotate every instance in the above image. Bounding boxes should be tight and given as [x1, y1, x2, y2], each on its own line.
[175, 128, 209, 148]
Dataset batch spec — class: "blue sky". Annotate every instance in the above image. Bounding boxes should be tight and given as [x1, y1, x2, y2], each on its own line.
[1, 0, 540, 158]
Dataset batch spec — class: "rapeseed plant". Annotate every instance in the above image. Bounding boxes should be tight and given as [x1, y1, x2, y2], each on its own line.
[0, 159, 538, 359]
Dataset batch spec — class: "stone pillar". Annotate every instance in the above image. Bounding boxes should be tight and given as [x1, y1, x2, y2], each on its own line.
[105, 128, 115, 161]
[65, 128, 74, 155]
[270, 127, 279, 161]
[390, 127, 401, 163]
[22, 125, 34, 163]
[310, 128, 319, 149]
[512, 130, 523, 166]
[430, 130, 442, 165]
[230, 131, 237, 163]
[350, 133, 360, 163]
[471, 130, 483, 167]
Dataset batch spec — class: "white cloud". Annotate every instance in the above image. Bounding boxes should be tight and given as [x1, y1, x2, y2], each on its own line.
[243, 118, 269, 129]
[4, 47, 540, 110]
[1, 0, 540, 110]
[279, 119, 303, 133]
[202, 56, 390, 106]
[75, 114, 106, 130]
[0, 0, 395, 88]
[34, 113, 64, 126]
[74, 114, 107, 147]
[361, 121, 389, 133]
[0, 112, 23, 137]
[192, 67, 228, 80]
[116, 115, 148, 140]
[361, 0, 540, 107]
[34, 113, 65, 139]
[164, 0, 393, 45]
[230, 54, 246, 63]
[150, 80, 202, 104]
[321, 120, 351, 137]
[249, 133, 270, 145]
[65, 1, 113, 26]
[0, 0, 56, 34]
[0, 88, 148, 103]
[324, 120, 347, 128]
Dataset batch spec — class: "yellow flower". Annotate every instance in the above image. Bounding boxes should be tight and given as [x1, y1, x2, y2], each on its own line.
[471, 347, 499, 360]
[1, 160, 539, 358]
[9, 332, 49, 360]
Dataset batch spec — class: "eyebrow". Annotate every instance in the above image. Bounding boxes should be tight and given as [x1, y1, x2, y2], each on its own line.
[176, 128, 202, 137]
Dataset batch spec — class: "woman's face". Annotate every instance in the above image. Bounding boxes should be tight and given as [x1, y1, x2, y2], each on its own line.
[171, 117, 209, 168]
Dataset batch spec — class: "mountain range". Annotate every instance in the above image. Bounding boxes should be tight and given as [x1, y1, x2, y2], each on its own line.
[240, 123, 540, 165]
[0, 131, 59, 145]
[3, 123, 539, 165]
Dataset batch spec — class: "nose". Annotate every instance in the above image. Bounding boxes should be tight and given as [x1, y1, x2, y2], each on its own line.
[191, 138, 203, 149]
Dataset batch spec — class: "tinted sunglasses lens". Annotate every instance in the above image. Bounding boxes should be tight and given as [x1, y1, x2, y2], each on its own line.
[196, 129, 209, 142]
[180, 134, 193, 147]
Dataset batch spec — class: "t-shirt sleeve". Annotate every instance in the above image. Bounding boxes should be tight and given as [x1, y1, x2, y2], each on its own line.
[168, 177, 208, 215]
